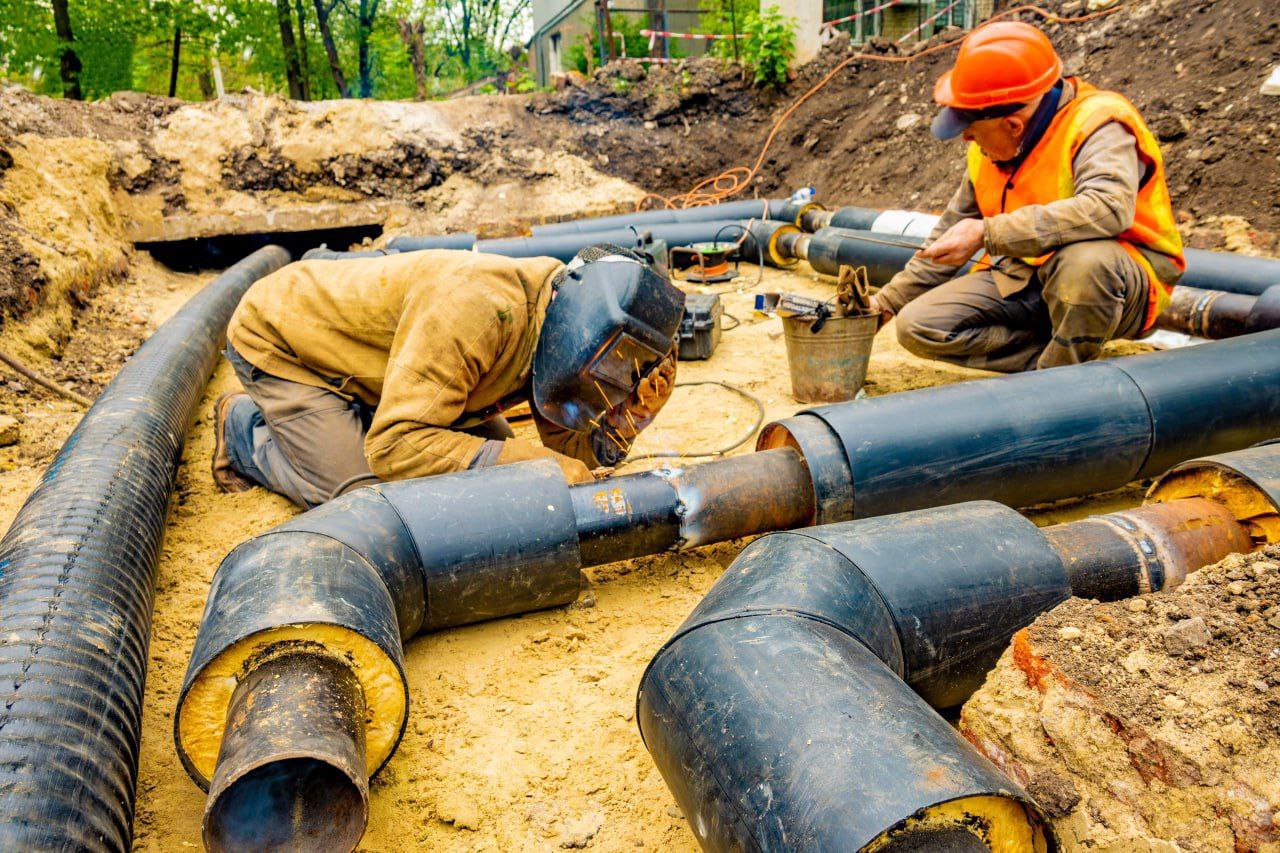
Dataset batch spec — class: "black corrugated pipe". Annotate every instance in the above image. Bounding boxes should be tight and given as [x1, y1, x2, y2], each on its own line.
[176, 449, 815, 851]
[528, 198, 819, 236]
[178, 330, 1280, 850]
[387, 219, 802, 266]
[638, 442, 1280, 852]
[1156, 283, 1280, 338]
[760, 328, 1280, 523]
[0, 246, 290, 852]
[802, 207, 1280, 296]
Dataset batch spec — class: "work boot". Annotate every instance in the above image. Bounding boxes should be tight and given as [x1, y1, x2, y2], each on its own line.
[211, 392, 257, 493]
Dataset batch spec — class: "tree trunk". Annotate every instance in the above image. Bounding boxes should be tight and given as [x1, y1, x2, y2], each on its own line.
[168, 26, 182, 97]
[312, 0, 351, 97]
[50, 0, 82, 100]
[356, 0, 376, 98]
[277, 0, 305, 99]
[398, 18, 428, 100]
[294, 0, 312, 100]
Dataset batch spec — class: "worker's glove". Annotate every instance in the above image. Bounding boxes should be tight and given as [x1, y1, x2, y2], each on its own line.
[495, 437, 595, 485]
[605, 351, 677, 441]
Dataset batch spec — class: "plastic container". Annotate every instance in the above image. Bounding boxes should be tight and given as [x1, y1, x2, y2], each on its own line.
[677, 292, 723, 360]
[781, 311, 877, 403]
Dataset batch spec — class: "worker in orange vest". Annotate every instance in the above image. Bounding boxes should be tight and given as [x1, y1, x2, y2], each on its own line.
[870, 21, 1185, 371]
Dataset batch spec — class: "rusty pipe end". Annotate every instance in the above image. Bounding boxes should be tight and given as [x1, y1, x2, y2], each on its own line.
[203, 648, 369, 853]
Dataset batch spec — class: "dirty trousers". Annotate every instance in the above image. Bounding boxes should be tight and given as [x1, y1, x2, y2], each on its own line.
[893, 240, 1151, 373]
[222, 345, 513, 508]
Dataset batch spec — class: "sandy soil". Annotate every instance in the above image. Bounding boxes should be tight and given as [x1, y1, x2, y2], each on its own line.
[0, 253, 1154, 851]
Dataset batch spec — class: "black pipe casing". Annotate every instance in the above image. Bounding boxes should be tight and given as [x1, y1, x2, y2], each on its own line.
[383, 233, 480, 253]
[375, 461, 582, 631]
[1246, 284, 1280, 333]
[825, 205, 881, 231]
[1182, 248, 1280, 297]
[0, 246, 289, 851]
[638, 502, 1061, 851]
[764, 330, 1280, 519]
[177, 460, 583, 791]
[804, 228, 964, 284]
[300, 247, 402, 261]
[386, 220, 797, 266]
[528, 199, 797, 236]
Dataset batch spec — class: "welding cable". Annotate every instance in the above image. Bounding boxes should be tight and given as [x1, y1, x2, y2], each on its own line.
[636, 3, 1127, 211]
[720, 312, 742, 331]
[617, 380, 766, 465]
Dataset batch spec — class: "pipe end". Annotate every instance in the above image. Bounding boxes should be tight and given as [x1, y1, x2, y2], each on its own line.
[202, 649, 370, 853]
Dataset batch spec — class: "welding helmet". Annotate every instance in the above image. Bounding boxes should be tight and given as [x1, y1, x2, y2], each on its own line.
[532, 244, 685, 432]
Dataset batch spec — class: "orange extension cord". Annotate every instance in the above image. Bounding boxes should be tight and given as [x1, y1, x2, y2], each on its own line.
[636, 3, 1126, 211]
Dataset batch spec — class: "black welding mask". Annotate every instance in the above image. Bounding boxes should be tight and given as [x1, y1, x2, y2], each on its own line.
[532, 245, 685, 432]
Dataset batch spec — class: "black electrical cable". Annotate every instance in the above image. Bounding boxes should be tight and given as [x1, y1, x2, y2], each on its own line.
[617, 380, 765, 466]
[720, 312, 741, 331]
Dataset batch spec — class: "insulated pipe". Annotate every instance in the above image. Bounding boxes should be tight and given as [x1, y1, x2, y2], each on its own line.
[807, 206, 1280, 296]
[387, 219, 802, 267]
[638, 443, 1280, 852]
[177, 448, 813, 851]
[528, 198, 818, 236]
[0, 246, 290, 851]
[300, 247, 399, 261]
[760, 328, 1280, 524]
[1156, 284, 1280, 338]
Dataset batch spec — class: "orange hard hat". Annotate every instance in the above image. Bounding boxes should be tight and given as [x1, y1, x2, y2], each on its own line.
[934, 22, 1063, 111]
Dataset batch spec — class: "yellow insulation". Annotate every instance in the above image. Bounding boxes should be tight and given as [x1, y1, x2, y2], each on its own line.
[1147, 466, 1280, 546]
[864, 795, 1050, 853]
[177, 624, 407, 785]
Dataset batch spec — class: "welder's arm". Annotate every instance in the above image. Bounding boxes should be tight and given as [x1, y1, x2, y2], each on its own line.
[876, 178, 984, 314]
[364, 289, 592, 483]
[983, 122, 1141, 259]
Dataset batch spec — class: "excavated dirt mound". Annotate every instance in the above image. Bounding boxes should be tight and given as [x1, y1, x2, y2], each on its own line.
[963, 546, 1280, 851]
[534, 0, 1280, 238]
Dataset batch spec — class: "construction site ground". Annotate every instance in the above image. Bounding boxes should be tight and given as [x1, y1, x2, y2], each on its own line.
[0, 0, 1278, 847]
[0, 257, 1154, 852]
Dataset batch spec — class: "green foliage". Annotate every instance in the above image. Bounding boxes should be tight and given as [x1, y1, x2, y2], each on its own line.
[0, 0, 531, 100]
[710, 3, 793, 87]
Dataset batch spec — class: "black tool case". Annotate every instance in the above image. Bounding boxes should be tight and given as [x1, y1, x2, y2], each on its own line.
[677, 292, 724, 360]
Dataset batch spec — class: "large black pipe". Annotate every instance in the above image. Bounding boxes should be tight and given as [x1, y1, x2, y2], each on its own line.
[761, 328, 1280, 523]
[638, 442, 1280, 851]
[1156, 283, 1280, 338]
[177, 448, 813, 850]
[528, 198, 817, 236]
[387, 219, 802, 266]
[0, 246, 290, 851]
[178, 328, 1280, 849]
[805, 206, 1280, 296]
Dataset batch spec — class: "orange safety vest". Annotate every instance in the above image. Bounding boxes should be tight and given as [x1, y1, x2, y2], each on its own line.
[967, 78, 1185, 330]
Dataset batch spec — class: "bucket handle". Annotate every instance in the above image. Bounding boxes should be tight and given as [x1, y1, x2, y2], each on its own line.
[809, 304, 832, 334]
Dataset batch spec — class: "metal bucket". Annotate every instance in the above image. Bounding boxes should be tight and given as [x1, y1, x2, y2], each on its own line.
[781, 312, 878, 403]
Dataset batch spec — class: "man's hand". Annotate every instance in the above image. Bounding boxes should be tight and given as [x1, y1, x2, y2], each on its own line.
[916, 218, 985, 267]
[868, 293, 895, 332]
[607, 352, 677, 440]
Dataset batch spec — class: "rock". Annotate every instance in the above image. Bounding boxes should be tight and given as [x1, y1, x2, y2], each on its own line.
[894, 112, 921, 131]
[559, 811, 604, 848]
[1161, 616, 1212, 655]
[1262, 66, 1280, 97]
[1057, 626, 1083, 640]
[1227, 581, 1248, 596]
[0, 415, 18, 446]
[1127, 598, 1148, 613]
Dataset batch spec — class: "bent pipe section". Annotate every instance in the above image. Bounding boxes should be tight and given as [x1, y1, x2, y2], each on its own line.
[1156, 284, 1280, 338]
[176, 448, 813, 851]
[0, 246, 290, 851]
[638, 444, 1280, 851]
[761, 328, 1280, 524]
[805, 206, 1280, 297]
[528, 198, 818, 236]
[388, 219, 803, 267]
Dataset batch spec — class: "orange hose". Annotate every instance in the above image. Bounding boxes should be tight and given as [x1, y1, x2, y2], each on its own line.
[636, 3, 1125, 211]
